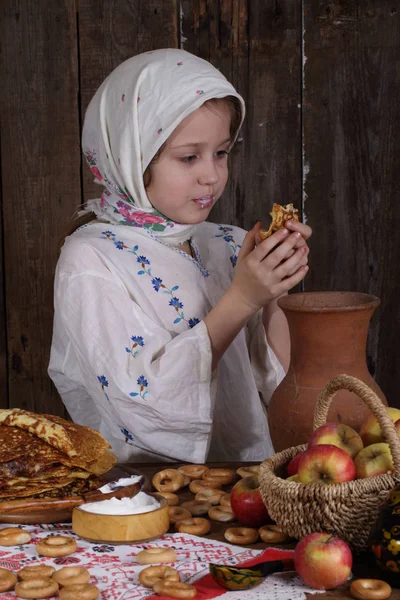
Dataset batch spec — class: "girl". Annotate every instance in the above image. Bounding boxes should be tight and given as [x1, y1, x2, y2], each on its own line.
[48, 48, 311, 463]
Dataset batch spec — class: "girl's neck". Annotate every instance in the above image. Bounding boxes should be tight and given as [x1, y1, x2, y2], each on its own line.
[177, 240, 194, 258]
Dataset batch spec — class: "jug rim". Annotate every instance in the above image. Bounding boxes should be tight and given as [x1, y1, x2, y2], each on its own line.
[277, 291, 381, 313]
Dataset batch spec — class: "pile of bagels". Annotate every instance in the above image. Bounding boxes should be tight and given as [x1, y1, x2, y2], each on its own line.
[0, 527, 99, 599]
[151, 464, 288, 547]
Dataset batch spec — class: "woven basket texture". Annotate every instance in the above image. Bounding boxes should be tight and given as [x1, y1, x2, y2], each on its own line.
[259, 374, 400, 551]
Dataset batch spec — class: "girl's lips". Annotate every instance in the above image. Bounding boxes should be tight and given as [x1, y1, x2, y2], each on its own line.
[192, 195, 215, 208]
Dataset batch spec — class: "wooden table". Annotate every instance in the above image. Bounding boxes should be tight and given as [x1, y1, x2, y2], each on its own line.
[114, 462, 400, 600]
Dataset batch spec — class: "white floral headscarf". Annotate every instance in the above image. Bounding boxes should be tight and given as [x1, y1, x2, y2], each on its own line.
[80, 48, 245, 245]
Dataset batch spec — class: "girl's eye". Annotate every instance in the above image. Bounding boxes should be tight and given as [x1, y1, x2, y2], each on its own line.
[216, 150, 229, 159]
[180, 155, 197, 163]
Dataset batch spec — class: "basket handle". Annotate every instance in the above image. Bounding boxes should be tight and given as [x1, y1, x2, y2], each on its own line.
[313, 374, 400, 476]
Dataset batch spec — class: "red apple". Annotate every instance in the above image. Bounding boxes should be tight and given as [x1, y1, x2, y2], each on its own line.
[360, 407, 400, 446]
[298, 444, 356, 484]
[287, 451, 306, 476]
[354, 442, 393, 478]
[230, 475, 271, 527]
[294, 532, 352, 590]
[309, 422, 363, 458]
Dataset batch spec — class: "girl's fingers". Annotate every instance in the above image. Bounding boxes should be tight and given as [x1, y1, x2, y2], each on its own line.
[252, 228, 293, 262]
[285, 220, 312, 240]
[238, 225, 258, 263]
[273, 265, 309, 297]
[276, 246, 308, 279]
[284, 248, 309, 277]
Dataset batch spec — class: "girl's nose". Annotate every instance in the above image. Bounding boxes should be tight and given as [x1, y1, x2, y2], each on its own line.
[198, 160, 219, 186]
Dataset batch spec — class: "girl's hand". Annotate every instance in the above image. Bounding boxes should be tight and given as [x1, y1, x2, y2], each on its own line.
[255, 219, 312, 277]
[231, 224, 310, 311]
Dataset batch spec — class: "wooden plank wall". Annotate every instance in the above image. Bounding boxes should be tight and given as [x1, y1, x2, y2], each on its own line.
[0, 1, 398, 415]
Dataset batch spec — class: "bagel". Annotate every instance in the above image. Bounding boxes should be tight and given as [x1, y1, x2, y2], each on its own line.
[174, 517, 211, 536]
[202, 468, 235, 486]
[136, 547, 177, 565]
[139, 565, 180, 588]
[0, 527, 31, 546]
[36, 536, 77, 557]
[18, 566, 55, 580]
[258, 524, 289, 544]
[178, 464, 209, 480]
[14, 578, 59, 599]
[152, 469, 185, 493]
[53, 567, 90, 587]
[59, 583, 99, 600]
[208, 505, 235, 522]
[153, 579, 197, 599]
[350, 579, 392, 600]
[224, 527, 259, 545]
[0, 567, 17, 592]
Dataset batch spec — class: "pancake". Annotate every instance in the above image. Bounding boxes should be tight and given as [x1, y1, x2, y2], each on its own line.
[43, 414, 112, 465]
[0, 426, 116, 477]
[0, 411, 116, 473]
[0, 476, 100, 503]
[0, 409, 116, 505]
[0, 409, 75, 456]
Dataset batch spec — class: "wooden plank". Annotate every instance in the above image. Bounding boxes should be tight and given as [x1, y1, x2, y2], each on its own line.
[0, 170, 7, 408]
[0, 0, 81, 414]
[181, 0, 302, 231]
[78, 0, 179, 203]
[303, 1, 400, 403]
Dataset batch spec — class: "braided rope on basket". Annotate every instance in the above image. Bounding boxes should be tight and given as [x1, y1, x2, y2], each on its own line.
[259, 374, 400, 551]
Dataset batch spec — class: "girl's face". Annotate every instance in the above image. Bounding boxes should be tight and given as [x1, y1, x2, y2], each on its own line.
[146, 102, 232, 224]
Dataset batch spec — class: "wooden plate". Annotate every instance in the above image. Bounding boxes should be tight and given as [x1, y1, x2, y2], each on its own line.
[0, 465, 149, 525]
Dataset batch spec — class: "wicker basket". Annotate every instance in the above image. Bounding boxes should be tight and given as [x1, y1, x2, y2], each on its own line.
[259, 374, 400, 552]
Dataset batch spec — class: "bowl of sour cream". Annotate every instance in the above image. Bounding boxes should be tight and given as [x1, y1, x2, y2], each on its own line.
[72, 476, 169, 543]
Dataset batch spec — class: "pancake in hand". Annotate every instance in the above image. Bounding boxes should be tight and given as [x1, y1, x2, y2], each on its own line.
[259, 203, 299, 240]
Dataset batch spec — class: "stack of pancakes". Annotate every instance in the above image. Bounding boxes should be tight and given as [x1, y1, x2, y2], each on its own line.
[0, 409, 117, 503]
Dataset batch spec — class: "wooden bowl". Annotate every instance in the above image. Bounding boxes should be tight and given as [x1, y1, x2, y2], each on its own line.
[72, 494, 169, 544]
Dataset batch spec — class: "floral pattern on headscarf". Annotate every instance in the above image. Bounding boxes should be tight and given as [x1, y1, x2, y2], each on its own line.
[80, 48, 245, 245]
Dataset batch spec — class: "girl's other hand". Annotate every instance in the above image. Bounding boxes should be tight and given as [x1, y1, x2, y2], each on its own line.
[231, 223, 310, 311]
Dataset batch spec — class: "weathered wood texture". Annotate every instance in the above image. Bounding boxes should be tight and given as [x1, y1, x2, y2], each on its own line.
[181, 0, 301, 228]
[0, 0, 399, 413]
[303, 1, 400, 403]
[0, 0, 81, 414]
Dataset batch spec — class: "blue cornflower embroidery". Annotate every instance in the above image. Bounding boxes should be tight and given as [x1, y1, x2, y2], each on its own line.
[137, 255, 150, 265]
[97, 375, 109, 388]
[152, 277, 163, 291]
[130, 376, 149, 400]
[121, 427, 135, 444]
[101, 231, 116, 241]
[102, 236, 200, 327]
[169, 297, 183, 309]
[188, 318, 200, 328]
[126, 335, 145, 358]
[97, 375, 111, 403]
[215, 226, 241, 267]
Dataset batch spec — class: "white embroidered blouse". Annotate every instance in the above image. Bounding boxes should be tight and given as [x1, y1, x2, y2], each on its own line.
[48, 220, 285, 463]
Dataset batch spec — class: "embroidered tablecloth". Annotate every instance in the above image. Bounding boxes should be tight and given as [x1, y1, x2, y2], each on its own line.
[0, 523, 324, 599]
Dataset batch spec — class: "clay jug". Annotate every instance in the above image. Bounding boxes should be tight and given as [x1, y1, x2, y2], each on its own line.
[267, 291, 387, 452]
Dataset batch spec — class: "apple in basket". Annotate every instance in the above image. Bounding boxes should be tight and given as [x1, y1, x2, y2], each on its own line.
[287, 451, 306, 476]
[294, 532, 353, 590]
[297, 444, 356, 484]
[353, 442, 393, 478]
[230, 475, 271, 527]
[309, 422, 363, 459]
[360, 407, 400, 446]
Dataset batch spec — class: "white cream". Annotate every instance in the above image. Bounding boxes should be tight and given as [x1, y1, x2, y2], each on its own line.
[99, 475, 142, 495]
[80, 491, 161, 515]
